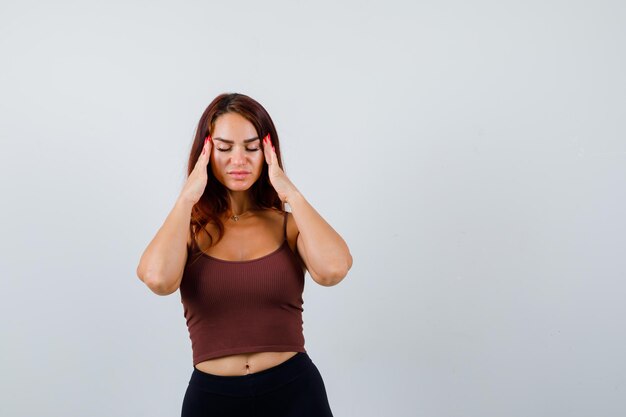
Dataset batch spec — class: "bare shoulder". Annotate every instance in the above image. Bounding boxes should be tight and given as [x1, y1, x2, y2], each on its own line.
[257, 208, 299, 252]
[187, 222, 216, 252]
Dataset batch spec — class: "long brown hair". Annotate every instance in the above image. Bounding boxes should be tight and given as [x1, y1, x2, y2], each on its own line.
[186, 93, 285, 257]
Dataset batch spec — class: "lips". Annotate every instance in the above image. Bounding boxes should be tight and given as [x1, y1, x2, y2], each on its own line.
[228, 170, 251, 179]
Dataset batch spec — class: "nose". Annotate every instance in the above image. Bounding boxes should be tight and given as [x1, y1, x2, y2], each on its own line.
[230, 145, 247, 166]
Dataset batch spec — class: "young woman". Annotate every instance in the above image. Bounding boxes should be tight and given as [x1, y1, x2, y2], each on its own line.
[136, 93, 352, 417]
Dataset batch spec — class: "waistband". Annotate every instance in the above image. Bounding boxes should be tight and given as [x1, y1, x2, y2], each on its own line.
[188, 352, 314, 397]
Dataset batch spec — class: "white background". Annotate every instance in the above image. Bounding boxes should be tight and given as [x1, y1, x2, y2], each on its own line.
[1, 1, 625, 416]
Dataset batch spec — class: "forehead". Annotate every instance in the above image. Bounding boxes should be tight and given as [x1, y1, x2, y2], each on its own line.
[212, 112, 257, 141]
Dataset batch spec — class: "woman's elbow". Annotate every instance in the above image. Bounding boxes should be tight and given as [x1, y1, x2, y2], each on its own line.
[137, 267, 179, 296]
[317, 255, 353, 286]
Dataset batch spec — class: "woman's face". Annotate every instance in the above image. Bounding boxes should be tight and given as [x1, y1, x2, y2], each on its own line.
[210, 112, 264, 192]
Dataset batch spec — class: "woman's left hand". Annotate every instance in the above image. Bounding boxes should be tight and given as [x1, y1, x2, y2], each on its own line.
[263, 134, 298, 203]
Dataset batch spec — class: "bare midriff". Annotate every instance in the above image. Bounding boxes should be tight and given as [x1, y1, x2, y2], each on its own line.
[194, 351, 299, 376]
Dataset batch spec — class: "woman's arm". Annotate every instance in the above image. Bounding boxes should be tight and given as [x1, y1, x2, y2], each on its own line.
[262, 134, 352, 286]
[136, 196, 193, 296]
[287, 190, 353, 286]
[137, 136, 212, 295]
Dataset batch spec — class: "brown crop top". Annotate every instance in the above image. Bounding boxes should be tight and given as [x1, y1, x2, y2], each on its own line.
[179, 211, 306, 365]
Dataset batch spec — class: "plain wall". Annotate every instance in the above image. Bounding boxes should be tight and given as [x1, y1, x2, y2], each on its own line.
[1, 1, 625, 416]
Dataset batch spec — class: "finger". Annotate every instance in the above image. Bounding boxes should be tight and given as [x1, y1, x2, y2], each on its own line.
[193, 137, 211, 174]
[264, 134, 277, 166]
[205, 135, 212, 161]
[198, 135, 212, 164]
[263, 134, 272, 165]
[271, 144, 279, 167]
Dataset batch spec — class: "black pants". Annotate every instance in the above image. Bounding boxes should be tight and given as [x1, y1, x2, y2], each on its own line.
[181, 352, 334, 417]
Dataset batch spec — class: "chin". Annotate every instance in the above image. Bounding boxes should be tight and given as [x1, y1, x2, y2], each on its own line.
[225, 181, 254, 191]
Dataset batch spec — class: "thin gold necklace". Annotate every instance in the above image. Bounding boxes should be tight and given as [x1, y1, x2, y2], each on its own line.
[230, 210, 250, 222]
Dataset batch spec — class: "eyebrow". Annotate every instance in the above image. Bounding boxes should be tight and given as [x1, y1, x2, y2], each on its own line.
[212, 137, 260, 144]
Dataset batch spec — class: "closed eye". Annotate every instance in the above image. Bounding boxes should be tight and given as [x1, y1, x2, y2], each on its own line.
[217, 147, 260, 152]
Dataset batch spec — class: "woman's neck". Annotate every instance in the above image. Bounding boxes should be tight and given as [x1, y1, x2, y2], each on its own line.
[227, 191, 255, 216]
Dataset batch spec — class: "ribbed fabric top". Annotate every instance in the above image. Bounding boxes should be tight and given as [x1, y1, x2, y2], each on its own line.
[179, 212, 306, 365]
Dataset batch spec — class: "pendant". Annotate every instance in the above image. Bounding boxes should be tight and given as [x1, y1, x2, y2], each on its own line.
[231, 215, 239, 221]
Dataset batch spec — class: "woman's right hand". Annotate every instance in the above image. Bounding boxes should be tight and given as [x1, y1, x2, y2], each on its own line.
[179, 135, 212, 205]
